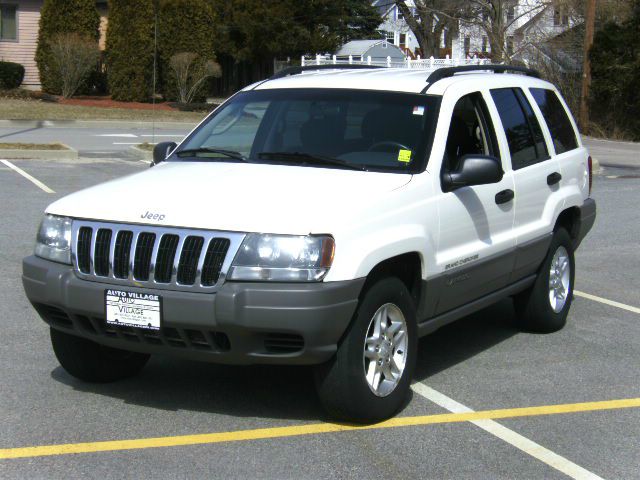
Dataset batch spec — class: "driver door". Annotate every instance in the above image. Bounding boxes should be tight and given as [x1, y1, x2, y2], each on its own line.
[433, 91, 516, 315]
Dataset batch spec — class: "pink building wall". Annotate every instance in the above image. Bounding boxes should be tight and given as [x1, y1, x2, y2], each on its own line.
[0, 0, 42, 88]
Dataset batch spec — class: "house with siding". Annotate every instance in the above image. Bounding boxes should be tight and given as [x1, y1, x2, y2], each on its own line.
[0, 1, 107, 89]
[0, 1, 41, 88]
[373, 0, 575, 63]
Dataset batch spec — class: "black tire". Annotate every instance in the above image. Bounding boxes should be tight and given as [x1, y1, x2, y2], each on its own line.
[50, 328, 150, 383]
[314, 277, 417, 423]
[513, 228, 575, 333]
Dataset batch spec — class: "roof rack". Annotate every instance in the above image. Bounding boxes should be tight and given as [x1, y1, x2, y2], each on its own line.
[423, 65, 541, 91]
[270, 64, 383, 80]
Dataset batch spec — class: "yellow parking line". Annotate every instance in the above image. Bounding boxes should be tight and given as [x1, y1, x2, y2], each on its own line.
[2, 397, 639, 460]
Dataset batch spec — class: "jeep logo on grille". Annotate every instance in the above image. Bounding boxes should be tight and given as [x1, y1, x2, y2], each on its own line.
[141, 211, 166, 221]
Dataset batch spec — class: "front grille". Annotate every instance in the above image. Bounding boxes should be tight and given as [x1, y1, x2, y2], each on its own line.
[113, 231, 133, 279]
[133, 232, 156, 280]
[94, 229, 112, 276]
[155, 234, 179, 283]
[71, 221, 244, 292]
[177, 236, 204, 285]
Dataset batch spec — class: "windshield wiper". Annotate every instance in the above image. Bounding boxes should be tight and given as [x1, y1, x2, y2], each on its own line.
[257, 151, 367, 171]
[176, 147, 248, 162]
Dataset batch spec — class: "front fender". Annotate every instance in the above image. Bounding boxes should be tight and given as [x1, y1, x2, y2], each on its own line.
[324, 223, 435, 282]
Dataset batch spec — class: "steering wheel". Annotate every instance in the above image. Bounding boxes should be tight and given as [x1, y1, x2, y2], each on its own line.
[368, 141, 411, 152]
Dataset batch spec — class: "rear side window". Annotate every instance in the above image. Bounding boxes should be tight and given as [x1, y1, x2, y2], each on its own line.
[530, 88, 578, 154]
[490, 88, 549, 170]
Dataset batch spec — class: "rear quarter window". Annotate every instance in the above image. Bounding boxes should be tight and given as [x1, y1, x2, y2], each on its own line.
[530, 88, 578, 154]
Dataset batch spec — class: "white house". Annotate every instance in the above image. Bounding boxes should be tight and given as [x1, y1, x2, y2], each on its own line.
[373, 0, 422, 57]
[373, 1, 575, 62]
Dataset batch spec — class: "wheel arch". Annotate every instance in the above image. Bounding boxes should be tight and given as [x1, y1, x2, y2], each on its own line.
[360, 252, 423, 308]
[554, 206, 581, 247]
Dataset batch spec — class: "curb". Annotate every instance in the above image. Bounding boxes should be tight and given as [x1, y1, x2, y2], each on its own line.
[0, 143, 78, 161]
[129, 145, 153, 161]
[0, 119, 198, 130]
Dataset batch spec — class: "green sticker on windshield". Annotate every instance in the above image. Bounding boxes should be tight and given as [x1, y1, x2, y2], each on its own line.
[398, 149, 412, 163]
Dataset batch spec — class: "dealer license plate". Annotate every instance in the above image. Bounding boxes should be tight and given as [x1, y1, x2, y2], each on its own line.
[105, 289, 161, 330]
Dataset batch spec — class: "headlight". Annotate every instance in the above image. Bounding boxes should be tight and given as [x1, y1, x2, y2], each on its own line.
[229, 234, 335, 282]
[35, 214, 72, 264]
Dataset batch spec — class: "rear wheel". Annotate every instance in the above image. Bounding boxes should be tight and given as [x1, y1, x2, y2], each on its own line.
[314, 277, 417, 423]
[50, 328, 150, 383]
[514, 228, 575, 333]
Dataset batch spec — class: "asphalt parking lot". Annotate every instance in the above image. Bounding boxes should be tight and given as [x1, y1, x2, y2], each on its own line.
[0, 143, 639, 479]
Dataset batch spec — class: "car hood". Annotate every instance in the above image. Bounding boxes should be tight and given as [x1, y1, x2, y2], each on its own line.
[47, 161, 412, 234]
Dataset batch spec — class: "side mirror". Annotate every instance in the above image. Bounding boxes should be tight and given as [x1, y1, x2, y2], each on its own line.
[441, 155, 503, 192]
[151, 141, 177, 167]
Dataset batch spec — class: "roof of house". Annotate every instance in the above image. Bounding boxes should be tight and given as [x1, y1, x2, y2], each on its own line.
[372, 0, 394, 18]
[336, 40, 404, 58]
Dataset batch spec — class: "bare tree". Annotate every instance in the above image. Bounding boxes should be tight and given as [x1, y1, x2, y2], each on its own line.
[393, 1, 465, 57]
[169, 52, 222, 104]
[49, 33, 100, 99]
[461, 1, 554, 62]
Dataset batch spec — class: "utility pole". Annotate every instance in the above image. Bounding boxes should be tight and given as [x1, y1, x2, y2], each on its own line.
[579, 0, 597, 133]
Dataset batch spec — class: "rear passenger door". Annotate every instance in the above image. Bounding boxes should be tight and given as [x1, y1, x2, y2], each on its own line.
[489, 87, 561, 280]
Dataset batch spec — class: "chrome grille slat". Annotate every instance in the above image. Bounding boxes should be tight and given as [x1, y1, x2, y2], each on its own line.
[127, 231, 141, 282]
[89, 228, 98, 275]
[170, 235, 187, 285]
[108, 230, 118, 278]
[71, 221, 245, 293]
[148, 233, 162, 281]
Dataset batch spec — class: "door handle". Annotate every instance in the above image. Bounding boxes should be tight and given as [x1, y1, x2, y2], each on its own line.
[495, 189, 514, 205]
[547, 172, 562, 186]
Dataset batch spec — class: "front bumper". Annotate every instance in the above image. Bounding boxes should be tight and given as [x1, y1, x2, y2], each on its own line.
[22, 255, 364, 365]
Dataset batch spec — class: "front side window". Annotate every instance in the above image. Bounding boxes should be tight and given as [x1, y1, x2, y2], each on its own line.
[530, 88, 578, 154]
[0, 5, 17, 40]
[443, 92, 499, 173]
[177, 89, 441, 173]
[490, 88, 548, 170]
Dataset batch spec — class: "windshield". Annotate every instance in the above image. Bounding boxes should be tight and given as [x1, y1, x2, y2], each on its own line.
[174, 89, 440, 173]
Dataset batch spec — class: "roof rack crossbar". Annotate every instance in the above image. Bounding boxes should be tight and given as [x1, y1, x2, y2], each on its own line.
[270, 64, 383, 80]
[423, 65, 541, 91]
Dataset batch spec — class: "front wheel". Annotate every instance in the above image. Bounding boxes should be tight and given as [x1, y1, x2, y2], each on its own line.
[51, 328, 150, 383]
[513, 228, 575, 333]
[314, 277, 417, 423]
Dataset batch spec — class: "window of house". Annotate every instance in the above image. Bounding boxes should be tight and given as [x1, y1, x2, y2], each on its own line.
[399, 33, 407, 49]
[385, 31, 395, 45]
[507, 6, 515, 22]
[490, 88, 549, 170]
[482, 36, 488, 53]
[464, 37, 471, 55]
[530, 88, 578, 154]
[396, 7, 404, 20]
[0, 5, 17, 41]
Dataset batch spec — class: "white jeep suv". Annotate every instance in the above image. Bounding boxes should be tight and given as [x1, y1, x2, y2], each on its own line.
[23, 65, 596, 422]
